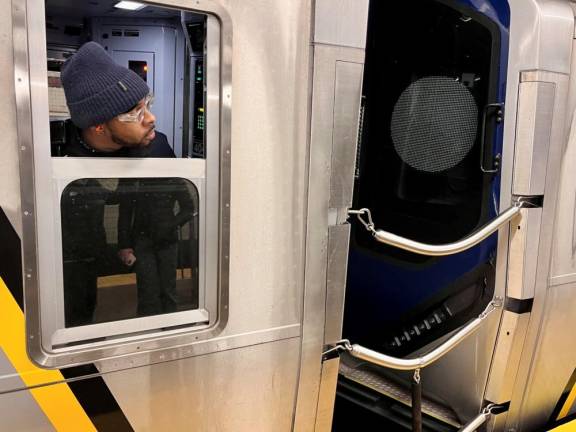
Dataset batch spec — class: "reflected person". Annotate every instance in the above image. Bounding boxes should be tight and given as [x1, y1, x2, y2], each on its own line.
[59, 41, 193, 324]
[117, 177, 194, 316]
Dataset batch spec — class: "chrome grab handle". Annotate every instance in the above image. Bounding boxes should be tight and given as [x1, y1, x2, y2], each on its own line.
[349, 203, 523, 257]
[342, 298, 502, 371]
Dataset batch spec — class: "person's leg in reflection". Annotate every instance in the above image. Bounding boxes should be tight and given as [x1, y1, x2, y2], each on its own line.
[64, 260, 97, 327]
[156, 241, 178, 313]
[134, 237, 163, 317]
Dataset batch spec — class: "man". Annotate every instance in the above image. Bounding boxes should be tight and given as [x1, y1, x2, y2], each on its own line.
[61, 42, 170, 157]
[59, 41, 194, 325]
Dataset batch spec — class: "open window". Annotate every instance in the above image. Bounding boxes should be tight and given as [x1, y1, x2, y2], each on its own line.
[16, 0, 231, 366]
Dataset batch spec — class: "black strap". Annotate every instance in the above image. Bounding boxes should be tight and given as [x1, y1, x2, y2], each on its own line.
[412, 369, 422, 432]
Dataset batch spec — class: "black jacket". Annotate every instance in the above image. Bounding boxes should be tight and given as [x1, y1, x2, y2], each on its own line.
[59, 124, 194, 260]
[117, 177, 195, 248]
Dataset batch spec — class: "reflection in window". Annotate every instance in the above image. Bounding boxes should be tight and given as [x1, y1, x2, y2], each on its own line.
[61, 177, 199, 328]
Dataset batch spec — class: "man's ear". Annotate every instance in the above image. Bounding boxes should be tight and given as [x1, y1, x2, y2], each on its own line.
[91, 124, 106, 135]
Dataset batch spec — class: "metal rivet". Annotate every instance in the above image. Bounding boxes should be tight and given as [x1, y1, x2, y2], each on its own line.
[21, 146, 26, 151]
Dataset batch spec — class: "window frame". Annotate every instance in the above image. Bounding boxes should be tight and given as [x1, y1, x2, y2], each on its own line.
[13, 0, 232, 367]
[51, 163, 207, 349]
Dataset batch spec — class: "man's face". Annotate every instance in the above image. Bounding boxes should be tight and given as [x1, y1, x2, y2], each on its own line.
[104, 96, 157, 148]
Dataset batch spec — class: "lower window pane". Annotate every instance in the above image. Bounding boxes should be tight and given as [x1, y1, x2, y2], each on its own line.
[61, 177, 200, 328]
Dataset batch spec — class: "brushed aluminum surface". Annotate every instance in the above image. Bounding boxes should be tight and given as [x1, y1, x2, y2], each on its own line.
[294, 41, 365, 430]
[315, 357, 340, 431]
[0, 353, 53, 430]
[510, 282, 576, 429]
[324, 224, 350, 345]
[214, 0, 310, 337]
[314, 0, 369, 49]
[506, 68, 573, 425]
[513, 80, 556, 196]
[0, 390, 53, 431]
[507, 207, 543, 299]
[329, 61, 363, 209]
[498, 2, 573, 424]
[101, 338, 300, 431]
[487, 411, 509, 432]
[552, 107, 576, 283]
[484, 311, 531, 404]
[499, 0, 573, 235]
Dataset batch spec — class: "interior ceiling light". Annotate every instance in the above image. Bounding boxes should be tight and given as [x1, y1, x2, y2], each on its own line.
[114, 1, 147, 10]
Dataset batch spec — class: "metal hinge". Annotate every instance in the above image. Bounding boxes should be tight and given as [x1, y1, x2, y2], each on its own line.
[513, 195, 543, 208]
[459, 403, 509, 432]
[322, 339, 352, 361]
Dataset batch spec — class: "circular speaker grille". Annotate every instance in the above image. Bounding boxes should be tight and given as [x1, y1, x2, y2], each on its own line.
[390, 76, 478, 173]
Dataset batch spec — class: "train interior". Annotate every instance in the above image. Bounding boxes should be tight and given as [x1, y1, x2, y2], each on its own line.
[44, 0, 506, 430]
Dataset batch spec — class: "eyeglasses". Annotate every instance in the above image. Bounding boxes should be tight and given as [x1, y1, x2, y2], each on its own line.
[116, 94, 154, 123]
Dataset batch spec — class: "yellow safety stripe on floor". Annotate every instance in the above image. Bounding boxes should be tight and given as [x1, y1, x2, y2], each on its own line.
[0, 277, 96, 431]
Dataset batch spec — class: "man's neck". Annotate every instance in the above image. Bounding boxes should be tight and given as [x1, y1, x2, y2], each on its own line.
[81, 129, 123, 153]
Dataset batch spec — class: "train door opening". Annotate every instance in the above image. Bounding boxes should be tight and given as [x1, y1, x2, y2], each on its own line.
[334, 0, 510, 429]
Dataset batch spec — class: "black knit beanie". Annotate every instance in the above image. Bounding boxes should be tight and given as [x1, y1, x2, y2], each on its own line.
[60, 41, 150, 129]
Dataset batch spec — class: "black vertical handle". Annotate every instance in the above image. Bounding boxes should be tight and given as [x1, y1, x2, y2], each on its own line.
[412, 369, 422, 432]
[480, 102, 504, 174]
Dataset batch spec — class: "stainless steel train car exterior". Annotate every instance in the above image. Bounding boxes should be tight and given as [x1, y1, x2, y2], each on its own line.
[2, 0, 576, 431]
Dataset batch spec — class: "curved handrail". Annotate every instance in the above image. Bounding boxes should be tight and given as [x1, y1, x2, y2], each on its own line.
[349, 204, 522, 257]
[345, 299, 502, 371]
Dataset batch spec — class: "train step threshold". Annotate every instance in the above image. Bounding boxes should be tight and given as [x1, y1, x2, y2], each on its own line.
[338, 354, 462, 430]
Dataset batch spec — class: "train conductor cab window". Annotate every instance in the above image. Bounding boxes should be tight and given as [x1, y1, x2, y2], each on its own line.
[16, 0, 231, 366]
